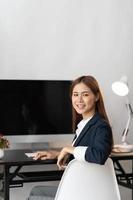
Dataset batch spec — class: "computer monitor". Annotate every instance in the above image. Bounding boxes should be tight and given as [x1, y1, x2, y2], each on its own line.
[0, 80, 73, 148]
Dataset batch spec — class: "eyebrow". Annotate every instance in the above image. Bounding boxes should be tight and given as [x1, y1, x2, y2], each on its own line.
[73, 90, 90, 93]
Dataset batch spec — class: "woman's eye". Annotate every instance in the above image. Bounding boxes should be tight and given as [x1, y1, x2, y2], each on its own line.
[83, 93, 89, 97]
[73, 93, 78, 97]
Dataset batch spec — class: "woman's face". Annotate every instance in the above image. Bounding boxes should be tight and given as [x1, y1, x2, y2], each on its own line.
[72, 82, 98, 119]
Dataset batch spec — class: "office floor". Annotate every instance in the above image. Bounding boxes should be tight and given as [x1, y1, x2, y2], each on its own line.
[10, 181, 59, 200]
[9, 183, 131, 200]
[119, 186, 132, 200]
[11, 181, 58, 200]
[0, 181, 132, 200]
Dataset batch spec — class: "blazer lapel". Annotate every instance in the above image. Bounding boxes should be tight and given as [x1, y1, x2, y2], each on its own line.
[73, 113, 100, 147]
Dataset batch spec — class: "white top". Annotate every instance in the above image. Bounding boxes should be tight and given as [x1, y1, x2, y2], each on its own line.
[73, 116, 93, 162]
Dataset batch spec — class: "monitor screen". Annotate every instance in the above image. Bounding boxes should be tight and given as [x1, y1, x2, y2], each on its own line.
[0, 80, 72, 135]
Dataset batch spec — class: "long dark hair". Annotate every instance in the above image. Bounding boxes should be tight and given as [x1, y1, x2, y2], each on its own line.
[70, 75, 110, 132]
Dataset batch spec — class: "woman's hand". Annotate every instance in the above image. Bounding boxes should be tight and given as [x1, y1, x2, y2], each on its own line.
[33, 150, 60, 160]
[57, 146, 75, 170]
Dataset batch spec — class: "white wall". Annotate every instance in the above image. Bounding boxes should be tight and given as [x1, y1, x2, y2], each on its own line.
[0, 1, 133, 199]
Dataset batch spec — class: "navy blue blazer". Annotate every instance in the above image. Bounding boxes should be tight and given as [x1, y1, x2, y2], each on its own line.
[71, 113, 113, 165]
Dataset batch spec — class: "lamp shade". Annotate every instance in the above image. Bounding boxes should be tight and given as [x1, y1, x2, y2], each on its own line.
[111, 76, 129, 96]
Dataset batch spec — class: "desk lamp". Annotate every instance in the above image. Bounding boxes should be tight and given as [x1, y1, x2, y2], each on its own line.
[112, 76, 133, 152]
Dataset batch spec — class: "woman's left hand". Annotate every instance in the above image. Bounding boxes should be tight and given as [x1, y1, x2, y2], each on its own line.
[57, 146, 75, 170]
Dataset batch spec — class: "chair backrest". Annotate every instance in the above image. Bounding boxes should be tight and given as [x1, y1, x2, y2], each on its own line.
[54, 158, 121, 200]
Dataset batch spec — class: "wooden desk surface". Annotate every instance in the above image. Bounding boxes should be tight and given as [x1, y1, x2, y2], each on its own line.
[111, 151, 133, 160]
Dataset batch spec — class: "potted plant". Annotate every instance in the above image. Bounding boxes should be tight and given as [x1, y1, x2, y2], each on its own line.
[0, 134, 9, 158]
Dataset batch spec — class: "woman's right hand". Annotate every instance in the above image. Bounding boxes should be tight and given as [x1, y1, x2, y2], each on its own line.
[33, 150, 60, 160]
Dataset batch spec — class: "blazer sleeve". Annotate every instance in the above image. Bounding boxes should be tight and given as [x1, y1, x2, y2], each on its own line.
[85, 124, 112, 165]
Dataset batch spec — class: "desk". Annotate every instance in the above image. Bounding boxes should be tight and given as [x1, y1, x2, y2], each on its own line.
[1, 150, 133, 200]
[0, 149, 63, 200]
[111, 152, 133, 200]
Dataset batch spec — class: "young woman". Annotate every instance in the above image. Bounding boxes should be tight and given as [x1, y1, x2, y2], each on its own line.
[33, 75, 113, 168]
[29, 75, 113, 199]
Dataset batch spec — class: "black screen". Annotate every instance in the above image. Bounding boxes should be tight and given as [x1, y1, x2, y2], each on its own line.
[0, 80, 72, 135]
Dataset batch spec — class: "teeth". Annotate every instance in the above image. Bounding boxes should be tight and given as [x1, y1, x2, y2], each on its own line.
[77, 104, 85, 109]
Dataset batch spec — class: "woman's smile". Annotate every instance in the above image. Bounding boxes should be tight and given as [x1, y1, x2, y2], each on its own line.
[76, 103, 86, 109]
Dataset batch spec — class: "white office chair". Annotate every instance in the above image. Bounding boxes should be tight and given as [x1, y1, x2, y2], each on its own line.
[27, 158, 121, 200]
[54, 158, 121, 200]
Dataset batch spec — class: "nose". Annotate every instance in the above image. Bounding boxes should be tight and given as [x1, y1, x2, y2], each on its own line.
[77, 94, 83, 102]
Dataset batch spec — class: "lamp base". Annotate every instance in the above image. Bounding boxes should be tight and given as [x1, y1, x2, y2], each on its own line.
[112, 143, 133, 153]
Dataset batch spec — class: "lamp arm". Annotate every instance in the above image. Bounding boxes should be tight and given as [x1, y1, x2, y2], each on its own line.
[122, 103, 133, 143]
[129, 103, 133, 114]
